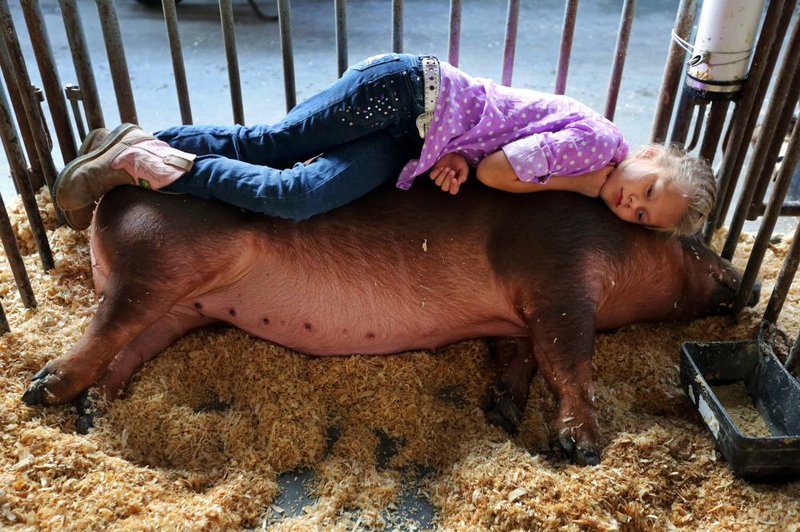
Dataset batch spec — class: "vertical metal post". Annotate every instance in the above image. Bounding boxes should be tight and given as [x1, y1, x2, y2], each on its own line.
[448, 0, 462, 67]
[733, 113, 800, 311]
[0, 79, 53, 271]
[668, 89, 696, 147]
[163, 0, 192, 125]
[0, 0, 58, 195]
[763, 218, 800, 323]
[392, 0, 403, 53]
[554, 0, 579, 95]
[277, 0, 296, 112]
[500, 0, 520, 87]
[219, 0, 244, 124]
[705, 0, 793, 240]
[604, 0, 636, 121]
[59, 0, 105, 130]
[95, 0, 137, 124]
[0, 191, 36, 309]
[698, 100, 730, 163]
[0, 301, 8, 334]
[20, 0, 77, 164]
[334, 0, 348, 76]
[650, 0, 698, 144]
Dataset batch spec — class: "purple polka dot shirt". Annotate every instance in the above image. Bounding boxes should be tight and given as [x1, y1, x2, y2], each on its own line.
[396, 61, 629, 190]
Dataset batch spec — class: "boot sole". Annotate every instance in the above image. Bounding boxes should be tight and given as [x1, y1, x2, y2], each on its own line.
[54, 123, 146, 212]
[77, 128, 108, 157]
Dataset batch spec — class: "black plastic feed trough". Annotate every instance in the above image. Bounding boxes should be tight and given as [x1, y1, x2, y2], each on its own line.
[681, 340, 800, 482]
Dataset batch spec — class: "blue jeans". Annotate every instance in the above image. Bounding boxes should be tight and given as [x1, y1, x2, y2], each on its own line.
[155, 53, 426, 221]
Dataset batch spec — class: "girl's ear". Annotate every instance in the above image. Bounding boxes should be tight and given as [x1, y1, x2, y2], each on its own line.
[635, 145, 662, 159]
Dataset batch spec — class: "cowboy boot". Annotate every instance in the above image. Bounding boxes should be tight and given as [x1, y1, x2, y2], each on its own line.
[55, 125, 196, 228]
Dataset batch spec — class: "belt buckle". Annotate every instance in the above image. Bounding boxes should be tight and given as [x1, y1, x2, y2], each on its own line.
[416, 111, 433, 139]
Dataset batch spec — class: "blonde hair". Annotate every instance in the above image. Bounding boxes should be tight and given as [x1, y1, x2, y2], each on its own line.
[644, 143, 716, 238]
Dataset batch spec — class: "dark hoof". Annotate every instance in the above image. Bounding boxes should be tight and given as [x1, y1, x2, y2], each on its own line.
[484, 382, 522, 434]
[74, 389, 98, 434]
[22, 366, 54, 405]
[558, 434, 600, 466]
[75, 413, 96, 434]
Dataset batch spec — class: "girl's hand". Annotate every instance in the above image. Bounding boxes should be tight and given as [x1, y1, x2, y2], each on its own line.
[430, 152, 469, 195]
[580, 165, 615, 197]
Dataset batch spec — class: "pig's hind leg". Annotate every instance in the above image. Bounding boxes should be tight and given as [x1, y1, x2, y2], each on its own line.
[73, 310, 215, 433]
[23, 273, 193, 406]
[484, 337, 538, 434]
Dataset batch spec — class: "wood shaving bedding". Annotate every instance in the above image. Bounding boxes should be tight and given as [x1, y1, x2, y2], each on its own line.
[1, 191, 798, 530]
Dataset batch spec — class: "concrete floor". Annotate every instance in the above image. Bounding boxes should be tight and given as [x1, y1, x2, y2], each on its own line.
[1, 0, 796, 230]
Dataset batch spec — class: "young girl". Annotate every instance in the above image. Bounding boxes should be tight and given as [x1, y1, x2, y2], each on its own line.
[55, 53, 715, 236]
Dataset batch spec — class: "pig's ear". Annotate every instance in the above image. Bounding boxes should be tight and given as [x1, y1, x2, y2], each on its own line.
[635, 145, 662, 159]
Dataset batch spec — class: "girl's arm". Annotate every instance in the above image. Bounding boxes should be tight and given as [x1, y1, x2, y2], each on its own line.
[476, 150, 613, 197]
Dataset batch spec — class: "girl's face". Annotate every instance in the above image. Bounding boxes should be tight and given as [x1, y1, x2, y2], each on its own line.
[599, 155, 689, 230]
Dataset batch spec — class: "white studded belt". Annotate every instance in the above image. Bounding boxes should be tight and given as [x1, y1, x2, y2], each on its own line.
[416, 56, 440, 139]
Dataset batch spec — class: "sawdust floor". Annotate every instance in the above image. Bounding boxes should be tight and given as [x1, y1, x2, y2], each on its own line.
[1, 192, 799, 530]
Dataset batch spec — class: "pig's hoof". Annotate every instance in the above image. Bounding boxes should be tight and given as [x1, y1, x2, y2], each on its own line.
[484, 382, 521, 434]
[558, 434, 600, 466]
[75, 414, 96, 434]
[22, 366, 55, 405]
[74, 390, 98, 434]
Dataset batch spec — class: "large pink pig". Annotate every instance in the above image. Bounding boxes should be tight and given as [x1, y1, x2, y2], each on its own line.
[23, 183, 757, 465]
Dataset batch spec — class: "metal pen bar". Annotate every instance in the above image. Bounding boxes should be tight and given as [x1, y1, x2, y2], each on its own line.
[0, 191, 36, 309]
[721, 14, 800, 260]
[334, 0, 348, 76]
[0, 33, 41, 191]
[0, 0, 58, 195]
[64, 84, 87, 140]
[95, 0, 137, 124]
[163, 0, 192, 125]
[715, 1, 797, 229]
[501, 0, 520, 87]
[698, 100, 730, 164]
[219, 0, 244, 124]
[0, 301, 8, 334]
[668, 88, 695, 147]
[763, 218, 800, 323]
[604, 0, 636, 121]
[650, 0, 698, 144]
[734, 110, 800, 311]
[392, 0, 403, 53]
[448, 0, 462, 67]
[20, 0, 77, 164]
[277, 0, 296, 112]
[685, 102, 706, 152]
[787, 330, 800, 374]
[748, 114, 795, 220]
[59, 0, 104, 130]
[705, 0, 792, 239]
[554, 0, 579, 95]
[0, 78, 53, 272]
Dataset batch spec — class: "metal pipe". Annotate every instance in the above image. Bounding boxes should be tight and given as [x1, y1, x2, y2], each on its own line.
[334, 0, 348, 76]
[0, 77, 53, 272]
[0, 191, 36, 309]
[734, 107, 800, 311]
[95, 0, 137, 123]
[554, 0, 579, 95]
[277, 0, 296, 112]
[685, 102, 706, 152]
[0, 30, 41, 191]
[0, 301, 7, 334]
[705, 0, 793, 239]
[64, 84, 87, 140]
[20, 0, 77, 164]
[500, 0, 520, 87]
[668, 88, 695, 147]
[219, 0, 244, 124]
[59, 0, 104, 130]
[698, 100, 730, 163]
[0, 0, 58, 196]
[763, 218, 800, 323]
[721, 14, 800, 260]
[604, 0, 636, 121]
[163, 0, 192, 124]
[650, 0, 698, 144]
[447, 0, 462, 67]
[787, 329, 800, 374]
[392, 0, 403, 53]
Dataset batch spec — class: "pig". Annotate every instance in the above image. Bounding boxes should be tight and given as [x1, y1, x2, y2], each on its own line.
[22, 183, 758, 465]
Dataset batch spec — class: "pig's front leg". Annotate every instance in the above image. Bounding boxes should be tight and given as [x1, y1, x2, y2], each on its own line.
[527, 303, 599, 465]
[22, 277, 182, 406]
[484, 336, 538, 434]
